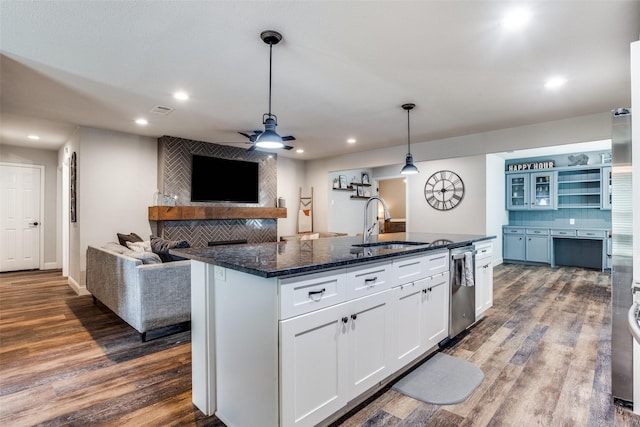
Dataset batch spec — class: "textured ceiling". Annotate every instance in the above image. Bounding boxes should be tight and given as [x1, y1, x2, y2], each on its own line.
[1, 1, 638, 159]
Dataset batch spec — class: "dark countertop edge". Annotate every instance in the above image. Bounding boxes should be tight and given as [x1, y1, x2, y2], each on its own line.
[503, 225, 610, 230]
[173, 235, 496, 279]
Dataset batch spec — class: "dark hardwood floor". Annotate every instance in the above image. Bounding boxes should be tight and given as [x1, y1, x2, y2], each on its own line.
[1, 265, 639, 426]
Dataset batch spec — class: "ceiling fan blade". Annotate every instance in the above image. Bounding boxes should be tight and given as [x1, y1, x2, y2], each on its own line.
[247, 144, 257, 152]
[282, 145, 294, 150]
[282, 135, 296, 141]
[238, 131, 252, 139]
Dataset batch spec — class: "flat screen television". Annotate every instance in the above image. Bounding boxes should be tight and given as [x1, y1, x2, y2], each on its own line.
[191, 154, 259, 203]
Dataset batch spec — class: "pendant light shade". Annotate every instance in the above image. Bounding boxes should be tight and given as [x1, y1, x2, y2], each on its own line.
[255, 30, 285, 149]
[400, 103, 419, 175]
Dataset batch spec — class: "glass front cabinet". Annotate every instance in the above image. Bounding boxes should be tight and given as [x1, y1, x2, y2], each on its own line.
[506, 171, 556, 210]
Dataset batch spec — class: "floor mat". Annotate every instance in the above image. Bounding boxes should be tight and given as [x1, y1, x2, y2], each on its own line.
[392, 352, 484, 405]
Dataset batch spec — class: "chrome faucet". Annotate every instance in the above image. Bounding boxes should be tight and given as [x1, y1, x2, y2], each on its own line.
[363, 196, 391, 244]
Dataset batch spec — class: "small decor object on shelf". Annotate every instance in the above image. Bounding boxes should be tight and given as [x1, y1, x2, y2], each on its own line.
[362, 173, 370, 185]
[357, 186, 364, 197]
[339, 175, 348, 189]
[424, 170, 465, 211]
[333, 178, 339, 189]
[568, 154, 589, 166]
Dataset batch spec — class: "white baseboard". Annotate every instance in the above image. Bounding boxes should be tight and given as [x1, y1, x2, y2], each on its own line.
[42, 262, 61, 270]
[68, 276, 90, 296]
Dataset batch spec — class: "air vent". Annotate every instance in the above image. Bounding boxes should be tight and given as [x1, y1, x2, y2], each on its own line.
[150, 105, 174, 115]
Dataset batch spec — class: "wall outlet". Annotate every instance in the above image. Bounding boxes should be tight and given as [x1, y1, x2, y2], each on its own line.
[570, 218, 575, 225]
[214, 266, 226, 282]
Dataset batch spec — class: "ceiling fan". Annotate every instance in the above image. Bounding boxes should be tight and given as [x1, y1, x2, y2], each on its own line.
[237, 130, 295, 151]
[244, 30, 295, 151]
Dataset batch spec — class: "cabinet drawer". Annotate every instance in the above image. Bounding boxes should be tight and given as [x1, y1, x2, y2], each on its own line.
[504, 228, 525, 235]
[551, 229, 576, 237]
[526, 228, 549, 236]
[346, 261, 392, 299]
[392, 255, 427, 286]
[577, 230, 606, 238]
[280, 270, 347, 319]
[425, 250, 449, 276]
[475, 242, 493, 258]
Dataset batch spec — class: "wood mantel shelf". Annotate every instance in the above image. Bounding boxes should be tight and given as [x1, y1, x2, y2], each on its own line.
[148, 206, 287, 221]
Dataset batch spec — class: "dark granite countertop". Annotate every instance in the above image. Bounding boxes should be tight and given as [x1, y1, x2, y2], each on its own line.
[171, 232, 495, 278]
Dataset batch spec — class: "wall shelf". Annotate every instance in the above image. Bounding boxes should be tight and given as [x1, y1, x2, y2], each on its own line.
[149, 206, 287, 221]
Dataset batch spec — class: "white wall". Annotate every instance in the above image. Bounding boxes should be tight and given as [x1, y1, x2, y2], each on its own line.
[277, 156, 307, 237]
[327, 168, 374, 235]
[486, 154, 507, 263]
[75, 127, 157, 287]
[0, 144, 60, 269]
[407, 155, 487, 235]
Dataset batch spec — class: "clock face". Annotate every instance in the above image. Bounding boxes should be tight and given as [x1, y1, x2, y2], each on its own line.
[424, 170, 465, 211]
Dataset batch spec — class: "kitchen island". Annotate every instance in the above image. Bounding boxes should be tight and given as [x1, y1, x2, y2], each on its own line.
[173, 232, 494, 427]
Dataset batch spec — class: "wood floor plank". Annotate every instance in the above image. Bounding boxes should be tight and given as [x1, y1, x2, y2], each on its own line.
[2, 265, 640, 427]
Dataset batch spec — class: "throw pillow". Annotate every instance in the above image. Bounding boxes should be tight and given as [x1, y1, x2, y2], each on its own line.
[126, 240, 152, 253]
[150, 236, 190, 262]
[117, 232, 143, 247]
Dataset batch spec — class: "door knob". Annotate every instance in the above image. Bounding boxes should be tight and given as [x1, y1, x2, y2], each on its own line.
[29, 221, 39, 226]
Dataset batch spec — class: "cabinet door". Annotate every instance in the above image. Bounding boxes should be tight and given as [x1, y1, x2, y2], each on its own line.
[421, 272, 450, 350]
[601, 166, 612, 210]
[526, 235, 549, 263]
[392, 281, 423, 370]
[347, 289, 393, 399]
[530, 171, 556, 209]
[504, 234, 526, 261]
[506, 173, 529, 210]
[475, 255, 493, 316]
[280, 303, 348, 427]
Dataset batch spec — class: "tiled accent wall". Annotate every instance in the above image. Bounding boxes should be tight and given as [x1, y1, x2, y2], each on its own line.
[156, 135, 279, 245]
[508, 209, 611, 229]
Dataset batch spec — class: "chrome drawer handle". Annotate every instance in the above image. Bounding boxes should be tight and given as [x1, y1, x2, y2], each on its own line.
[364, 277, 377, 285]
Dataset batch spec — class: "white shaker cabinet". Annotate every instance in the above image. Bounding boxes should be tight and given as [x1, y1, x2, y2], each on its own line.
[391, 250, 449, 371]
[280, 289, 393, 427]
[474, 241, 494, 317]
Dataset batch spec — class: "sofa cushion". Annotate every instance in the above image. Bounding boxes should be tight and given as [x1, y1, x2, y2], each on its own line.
[150, 236, 190, 262]
[117, 232, 143, 247]
[126, 240, 152, 253]
[103, 242, 128, 254]
[128, 250, 163, 265]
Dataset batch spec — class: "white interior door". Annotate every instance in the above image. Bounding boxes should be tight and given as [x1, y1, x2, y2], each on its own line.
[0, 164, 42, 272]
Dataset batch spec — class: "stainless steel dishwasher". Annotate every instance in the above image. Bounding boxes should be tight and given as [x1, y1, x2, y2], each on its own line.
[449, 245, 476, 338]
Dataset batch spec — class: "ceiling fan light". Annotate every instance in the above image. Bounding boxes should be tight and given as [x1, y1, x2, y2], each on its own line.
[255, 129, 285, 149]
[401, 153, 419, 175]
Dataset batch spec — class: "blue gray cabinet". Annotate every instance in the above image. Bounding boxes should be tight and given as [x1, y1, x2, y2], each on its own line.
[601, 166, 612, 210]
[503, 227, 549, 263]
[506, 171, 556, 210]
[503, 228, 525, 261]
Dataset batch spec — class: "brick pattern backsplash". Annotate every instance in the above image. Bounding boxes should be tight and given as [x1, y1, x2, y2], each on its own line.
[156, 136, 278, 245]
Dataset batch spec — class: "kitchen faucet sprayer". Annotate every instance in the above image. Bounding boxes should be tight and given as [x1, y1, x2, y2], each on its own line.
[363, 196, 391, 244]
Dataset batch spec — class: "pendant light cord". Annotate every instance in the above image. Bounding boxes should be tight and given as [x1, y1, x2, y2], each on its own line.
[406, 108, 411, 154]
[268, 42, 273, 117]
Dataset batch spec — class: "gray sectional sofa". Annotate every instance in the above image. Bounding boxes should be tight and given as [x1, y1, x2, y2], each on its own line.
[86, 244, 191, 341]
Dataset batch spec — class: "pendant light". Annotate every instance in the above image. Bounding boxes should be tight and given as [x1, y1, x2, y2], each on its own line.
[400, 103, 419, 175]
[255, 30, 285, 149]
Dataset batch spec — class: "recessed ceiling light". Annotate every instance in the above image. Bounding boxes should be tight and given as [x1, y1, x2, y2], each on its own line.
[173, 91, 189, 101]
[135, 118, 148, 125]
[27, 135, 40, 140]
[545, 76, 567, 89]
[296, 149, 304, 154]
[347, 138, 356, 144]
[502, 7, 531, 30]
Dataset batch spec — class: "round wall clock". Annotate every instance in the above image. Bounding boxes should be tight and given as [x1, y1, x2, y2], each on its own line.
[424, 170, 465, 211]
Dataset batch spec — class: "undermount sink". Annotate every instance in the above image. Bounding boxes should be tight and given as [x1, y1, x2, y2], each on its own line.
[351, 241, 429, 250]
